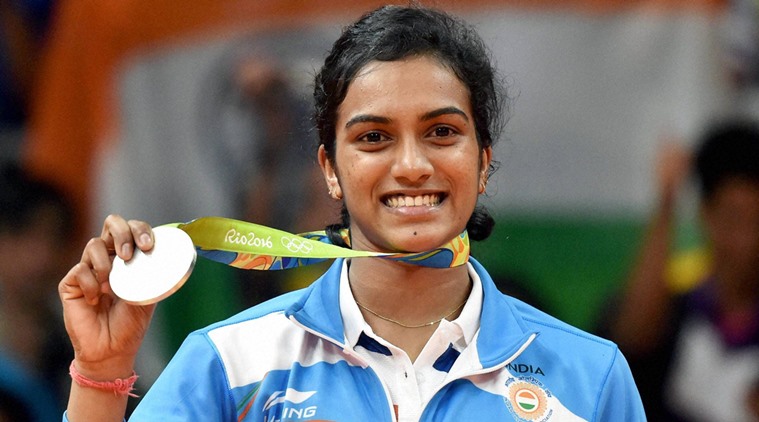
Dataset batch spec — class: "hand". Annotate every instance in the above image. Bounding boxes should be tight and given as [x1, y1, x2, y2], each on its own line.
[59, 215, 157, 377]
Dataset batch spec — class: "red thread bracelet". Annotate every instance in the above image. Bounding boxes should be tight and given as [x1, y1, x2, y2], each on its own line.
[69, 360, 139, 397]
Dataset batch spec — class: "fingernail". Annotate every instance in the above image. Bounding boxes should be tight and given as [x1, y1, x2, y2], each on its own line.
[121, 243, 132, 257]
[140, 233, 152, 245]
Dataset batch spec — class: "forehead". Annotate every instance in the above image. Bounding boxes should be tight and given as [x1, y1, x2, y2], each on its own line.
[337, 56, 471, 121]
[708, 178, 759, 209]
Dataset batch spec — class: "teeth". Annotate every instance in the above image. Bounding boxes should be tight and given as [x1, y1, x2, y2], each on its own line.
[385, 194, 441, 208]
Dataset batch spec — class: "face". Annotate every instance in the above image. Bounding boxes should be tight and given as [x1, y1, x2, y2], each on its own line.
[319, 56, 491, 253]
[0, 207, 72, 298]
[701, 178, 759, 287]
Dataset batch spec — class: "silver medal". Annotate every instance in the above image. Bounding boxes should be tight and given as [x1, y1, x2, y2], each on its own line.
[110, 226, 197, 305]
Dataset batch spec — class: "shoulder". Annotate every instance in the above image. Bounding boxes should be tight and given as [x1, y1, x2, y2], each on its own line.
[149, 288, 313, 398]
[177, 288, 310, 358]
[500, 295, 644, 419]
[200, 288, 307, 333]
[473, 258, 619, 356]
[503, 295, 627, 372]
[165, 288, 309, 363]
[507, 294, 641, 393]
[511, 296, 616, 350]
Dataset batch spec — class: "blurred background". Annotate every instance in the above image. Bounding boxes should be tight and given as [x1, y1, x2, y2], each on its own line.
[2, 0, 758, 419]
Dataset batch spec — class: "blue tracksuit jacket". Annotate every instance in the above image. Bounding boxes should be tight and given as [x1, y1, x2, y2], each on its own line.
[67, 258, 645, 421]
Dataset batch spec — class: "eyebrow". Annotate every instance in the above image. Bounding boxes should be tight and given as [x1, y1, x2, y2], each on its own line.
[420, 106, 469, 122]
[344, 106, 469, 129]
[345, 115, 391, 129]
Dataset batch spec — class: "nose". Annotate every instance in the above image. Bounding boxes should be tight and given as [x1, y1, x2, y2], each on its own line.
[390, 137, 433, 184]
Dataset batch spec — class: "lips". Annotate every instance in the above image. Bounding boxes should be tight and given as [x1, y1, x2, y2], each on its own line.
[383, 193, 443, 208]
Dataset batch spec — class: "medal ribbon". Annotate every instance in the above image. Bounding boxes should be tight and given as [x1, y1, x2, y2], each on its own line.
[164, 216, 469, 270]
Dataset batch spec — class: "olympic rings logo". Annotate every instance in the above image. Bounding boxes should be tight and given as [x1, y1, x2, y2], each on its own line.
[281, 236, 314, 254]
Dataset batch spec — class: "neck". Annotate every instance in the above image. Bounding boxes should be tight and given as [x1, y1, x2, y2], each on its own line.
[348, 258, 471, 327]
[348, 258, 472, 361]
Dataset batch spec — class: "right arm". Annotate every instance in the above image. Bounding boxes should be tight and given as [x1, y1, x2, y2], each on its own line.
[59, 215, 157, 422]
[609, 141, 691, 355]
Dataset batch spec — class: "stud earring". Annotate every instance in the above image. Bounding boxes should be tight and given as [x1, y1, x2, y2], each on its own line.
[329, 186, 343, 200]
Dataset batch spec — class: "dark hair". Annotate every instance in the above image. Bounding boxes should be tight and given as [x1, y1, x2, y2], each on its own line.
[313, 5, 507, 245]
[0, 162, 74, 239]
[694, 118, 759, 201]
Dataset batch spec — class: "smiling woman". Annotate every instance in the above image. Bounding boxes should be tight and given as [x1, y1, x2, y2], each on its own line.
[58, 4, 645, 422]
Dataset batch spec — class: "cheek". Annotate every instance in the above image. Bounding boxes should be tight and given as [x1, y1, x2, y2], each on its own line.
[337, 155, 373, 196]
[708, 216, 759, 262]
[454, 155, 483, 190]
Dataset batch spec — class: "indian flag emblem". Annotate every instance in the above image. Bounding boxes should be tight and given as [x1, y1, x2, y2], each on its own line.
[506, 380, 549, 420]
[516, 389, 539, 413]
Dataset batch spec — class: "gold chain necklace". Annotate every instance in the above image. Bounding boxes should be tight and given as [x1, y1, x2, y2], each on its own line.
[355, 299, 467, 329]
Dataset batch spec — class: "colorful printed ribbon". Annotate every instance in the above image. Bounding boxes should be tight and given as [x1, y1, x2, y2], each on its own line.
[164, 216, 469, 270]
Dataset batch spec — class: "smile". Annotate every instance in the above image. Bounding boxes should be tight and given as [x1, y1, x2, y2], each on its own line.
[383, 193, 443, 208]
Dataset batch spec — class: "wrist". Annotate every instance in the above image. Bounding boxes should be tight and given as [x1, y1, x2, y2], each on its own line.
[72, 356, 136, 381]
[70, 359, 139, 397]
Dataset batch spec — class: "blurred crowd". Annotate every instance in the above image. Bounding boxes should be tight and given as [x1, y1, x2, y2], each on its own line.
[1, 0, 758, 420]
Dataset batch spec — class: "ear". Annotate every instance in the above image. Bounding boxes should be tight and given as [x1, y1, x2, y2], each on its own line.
[479, 146, 493, 192]
[318, 145, 342, 199]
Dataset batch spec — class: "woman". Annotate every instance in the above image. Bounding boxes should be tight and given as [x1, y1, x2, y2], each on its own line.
[60, 5, 644, 421]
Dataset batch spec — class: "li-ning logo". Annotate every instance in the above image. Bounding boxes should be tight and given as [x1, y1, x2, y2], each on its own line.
[225, 228, 273, 248]
[281, 236, 314, 254]
[504, 377, 552, 421]
[262, 388, 318, 421]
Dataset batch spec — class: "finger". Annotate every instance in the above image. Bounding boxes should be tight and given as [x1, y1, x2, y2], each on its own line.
[59, 262, 103, 305]
[101, 214, 136, 260]
[127, 219, 154, 253]
[82, 238, 114, 286]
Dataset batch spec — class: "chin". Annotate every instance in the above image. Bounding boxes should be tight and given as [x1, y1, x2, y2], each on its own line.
[387, 228, 457, 253]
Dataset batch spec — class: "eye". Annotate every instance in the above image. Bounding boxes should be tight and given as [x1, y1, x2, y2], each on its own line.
[358, 131, 388, 144]
[433, 126, 453, 137]
[427, 125, 460, 145]
[362, 132, 383, 143]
